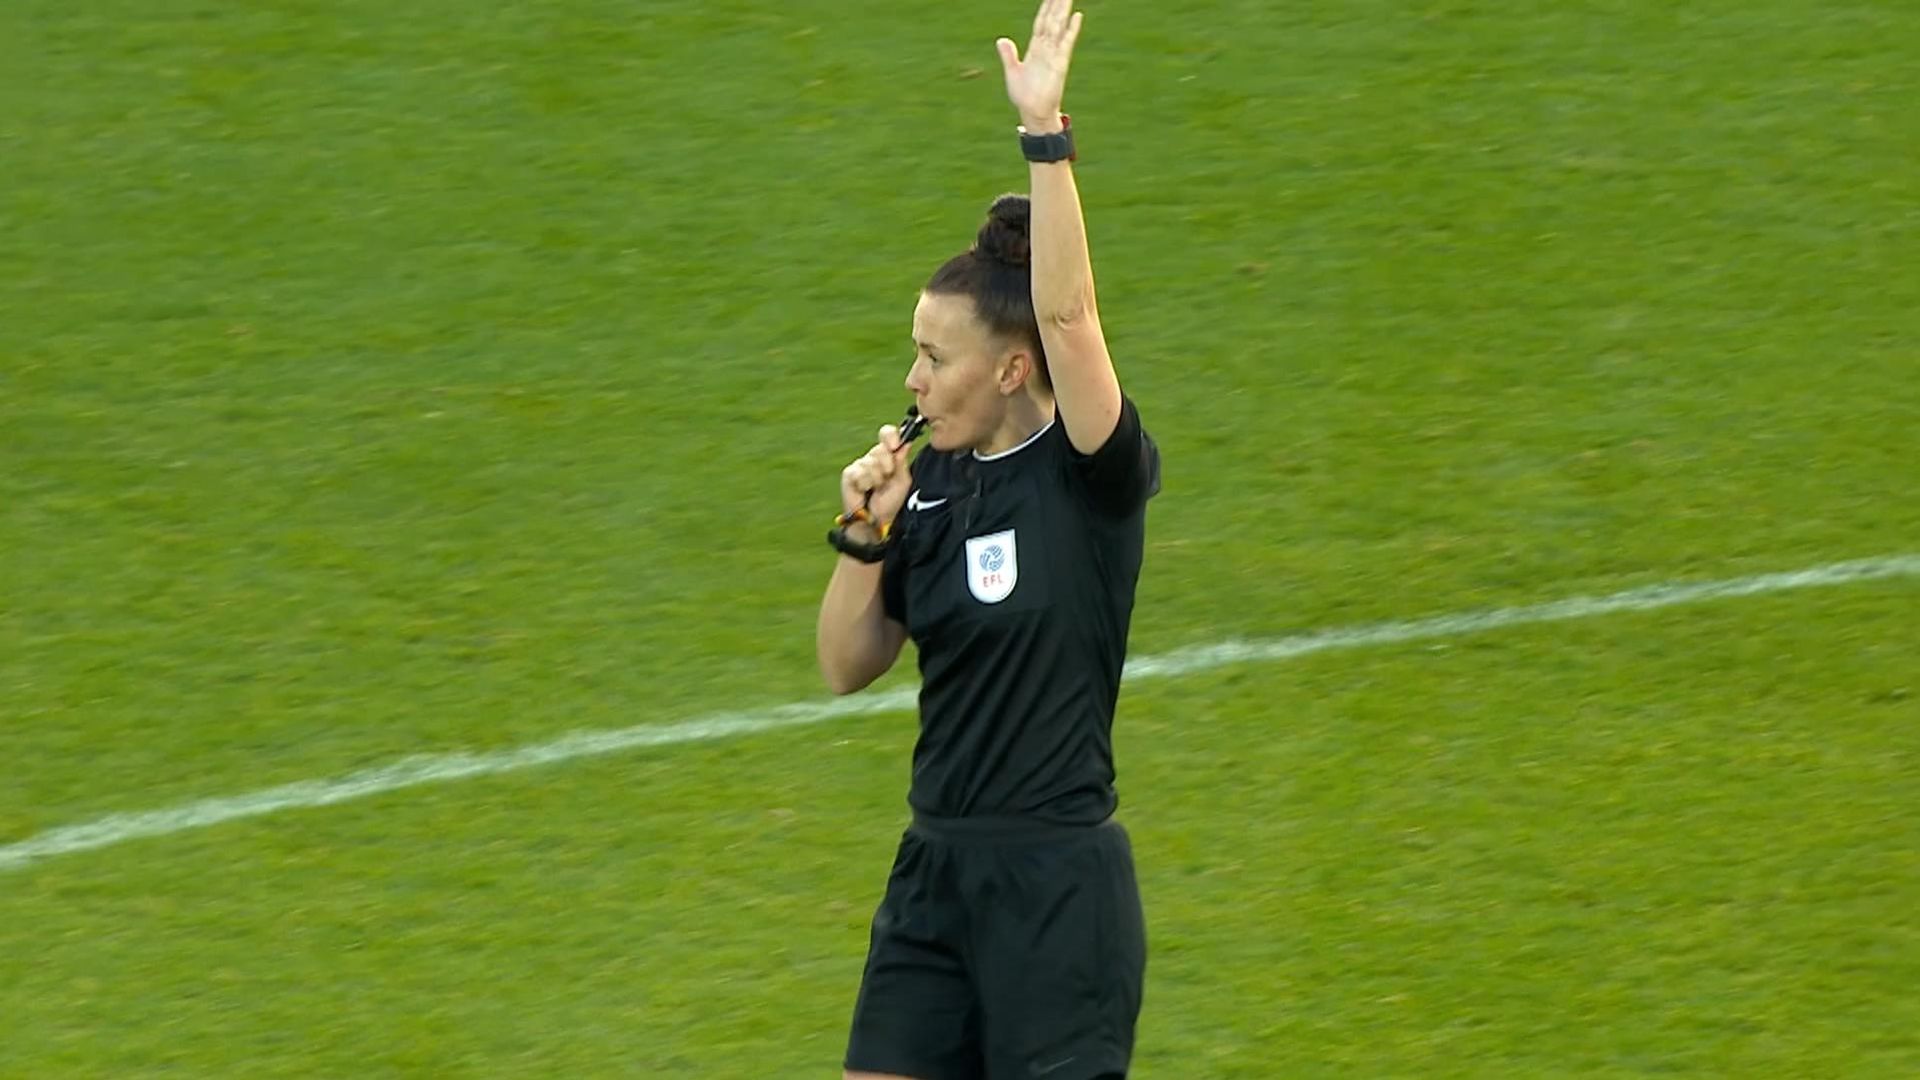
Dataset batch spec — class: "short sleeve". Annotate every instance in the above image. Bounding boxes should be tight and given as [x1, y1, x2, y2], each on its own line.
[1070, 395, 1161, 518]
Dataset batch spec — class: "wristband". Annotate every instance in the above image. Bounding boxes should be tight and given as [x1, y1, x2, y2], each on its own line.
[827, 507, 890, 563]
[827, 525, 888, 563]
[1018, 114, 1075, 163]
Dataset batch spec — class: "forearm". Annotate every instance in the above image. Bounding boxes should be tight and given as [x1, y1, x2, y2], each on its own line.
[815, 553, 902, 695]
[1024, 127, 1098, 325]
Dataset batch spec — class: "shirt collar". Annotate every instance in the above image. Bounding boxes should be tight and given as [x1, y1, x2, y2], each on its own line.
[972, 414, 1056, 463]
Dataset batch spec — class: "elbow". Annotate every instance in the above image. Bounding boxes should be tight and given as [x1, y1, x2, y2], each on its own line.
[816, 618, 900, 695]
[1038, 292, 1096, 330]
[818, 656, 872, 697]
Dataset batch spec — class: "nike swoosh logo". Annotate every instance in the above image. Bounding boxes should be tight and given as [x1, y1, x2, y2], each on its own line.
[907, 491, 948, 511]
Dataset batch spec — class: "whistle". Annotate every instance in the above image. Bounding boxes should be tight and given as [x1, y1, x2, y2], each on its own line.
[898, 405, 929, 446]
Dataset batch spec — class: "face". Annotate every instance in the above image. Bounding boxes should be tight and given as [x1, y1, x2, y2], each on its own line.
[905, 292, 1031, 452]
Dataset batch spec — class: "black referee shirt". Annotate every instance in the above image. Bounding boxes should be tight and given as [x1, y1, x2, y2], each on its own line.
[881, 395, 1161, 825]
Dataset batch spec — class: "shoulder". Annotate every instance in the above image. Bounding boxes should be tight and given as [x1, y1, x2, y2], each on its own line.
[1063, 395, 1160, 518]
[1066, 395, 1151, 457]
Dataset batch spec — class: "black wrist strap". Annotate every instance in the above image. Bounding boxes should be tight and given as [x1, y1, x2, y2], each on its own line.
[1018, 114, 1075, 163]
[826, 524, 888, 563]
[828, 506, 890, 562]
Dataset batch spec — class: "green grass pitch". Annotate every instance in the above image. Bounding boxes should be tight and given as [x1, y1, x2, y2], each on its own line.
[3, 0, 1916, 1074]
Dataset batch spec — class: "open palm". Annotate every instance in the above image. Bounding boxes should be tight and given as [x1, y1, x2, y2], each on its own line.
[995, 0, 1084, 129]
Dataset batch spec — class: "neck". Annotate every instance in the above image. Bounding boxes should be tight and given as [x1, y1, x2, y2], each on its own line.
[975, 392, 1054, 457]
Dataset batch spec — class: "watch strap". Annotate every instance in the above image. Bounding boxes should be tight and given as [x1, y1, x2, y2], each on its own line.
[1018, 114, 1076, 163]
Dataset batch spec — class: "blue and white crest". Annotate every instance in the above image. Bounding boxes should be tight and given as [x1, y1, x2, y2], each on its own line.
[963, 529, 1018, 604]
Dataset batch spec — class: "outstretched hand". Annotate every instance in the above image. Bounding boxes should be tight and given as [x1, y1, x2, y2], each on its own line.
[995, 0, 1083, 133]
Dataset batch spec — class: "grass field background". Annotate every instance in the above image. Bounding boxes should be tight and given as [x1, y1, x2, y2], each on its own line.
[3, 0, 1917, 1075]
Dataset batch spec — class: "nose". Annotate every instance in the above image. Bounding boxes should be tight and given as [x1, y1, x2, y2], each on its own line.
[904, 356, 927, 395]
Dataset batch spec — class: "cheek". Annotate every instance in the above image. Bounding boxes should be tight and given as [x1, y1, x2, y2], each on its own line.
[932, 374, 972, 419]
[923, 367, 955, 408]
[940, 362, 986, 400]
[923, 378, 967, 447]
[927, 361, 993, 428]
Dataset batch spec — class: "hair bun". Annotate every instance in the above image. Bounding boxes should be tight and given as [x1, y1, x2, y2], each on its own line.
[974, 193, 1031, 268]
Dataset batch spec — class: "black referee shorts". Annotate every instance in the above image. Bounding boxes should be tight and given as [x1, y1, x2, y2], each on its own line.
[844, 814, 1146, 1080]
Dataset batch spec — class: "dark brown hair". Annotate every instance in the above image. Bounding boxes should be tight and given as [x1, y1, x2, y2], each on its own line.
[924, 194, 1049, 389]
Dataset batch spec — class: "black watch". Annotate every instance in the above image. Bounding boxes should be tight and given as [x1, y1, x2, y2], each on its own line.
[826, 524, 888, 563]
[1018, 114, 1076, 163]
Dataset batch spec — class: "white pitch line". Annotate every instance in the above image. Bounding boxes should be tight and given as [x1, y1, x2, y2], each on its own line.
[3, 553, 1916, 873]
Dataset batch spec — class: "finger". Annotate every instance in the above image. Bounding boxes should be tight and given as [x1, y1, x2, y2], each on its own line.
[1064, 9, 1083, 50]
[1045, 0, 1072, 37]
[996, 36, 1020, 74]
[878, 424, 901, 453]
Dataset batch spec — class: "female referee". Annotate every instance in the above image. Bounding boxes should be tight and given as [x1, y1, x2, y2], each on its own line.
[816, 3, 1159, 1078]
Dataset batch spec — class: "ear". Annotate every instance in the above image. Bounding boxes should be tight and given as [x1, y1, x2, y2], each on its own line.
[995, 347, 1033, 396]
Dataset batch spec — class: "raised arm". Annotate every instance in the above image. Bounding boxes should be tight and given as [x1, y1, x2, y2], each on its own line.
[996, 0, 1123, 455]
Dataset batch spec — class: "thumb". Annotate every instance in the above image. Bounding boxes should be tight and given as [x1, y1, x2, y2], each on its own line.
[995, 37, 1020, 75]
[878, 424, 903, 454]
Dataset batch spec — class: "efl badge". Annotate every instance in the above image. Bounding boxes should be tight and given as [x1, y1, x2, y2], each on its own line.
[964, 529, 1019, 604]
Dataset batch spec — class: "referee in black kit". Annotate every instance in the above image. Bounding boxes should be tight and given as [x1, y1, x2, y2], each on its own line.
[815, 4, 1159, 1078]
